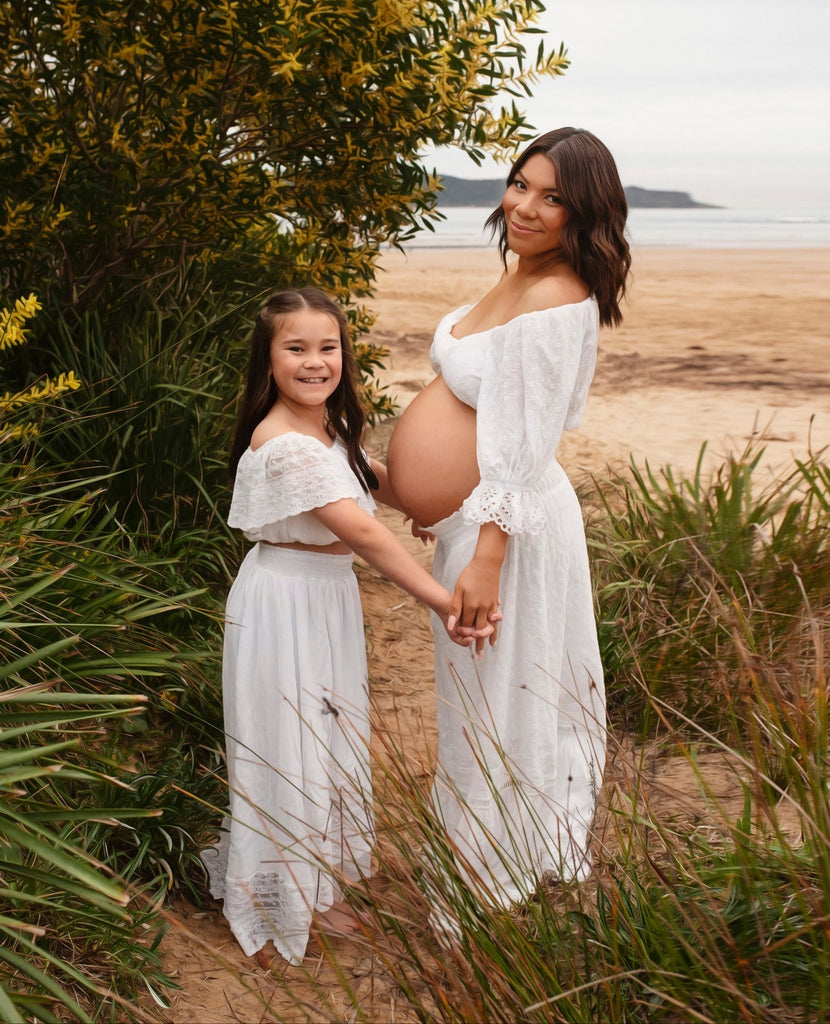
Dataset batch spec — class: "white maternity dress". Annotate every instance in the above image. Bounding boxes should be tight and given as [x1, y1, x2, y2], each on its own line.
[202, 432, 376, 964]
[427, 299, 606, 908]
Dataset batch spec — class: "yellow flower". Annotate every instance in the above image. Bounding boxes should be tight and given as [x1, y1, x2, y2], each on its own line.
[0, 293, 42, 351]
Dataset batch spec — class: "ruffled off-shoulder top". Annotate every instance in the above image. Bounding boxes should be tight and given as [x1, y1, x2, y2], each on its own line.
[228, 432, 376, 545]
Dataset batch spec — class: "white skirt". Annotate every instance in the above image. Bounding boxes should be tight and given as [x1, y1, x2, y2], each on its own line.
[202, 543, 373, 964]
[428, 461, 605, 909]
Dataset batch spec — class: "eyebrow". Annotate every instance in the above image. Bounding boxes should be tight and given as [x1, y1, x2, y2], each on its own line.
[277, 334, 340, 343]
[515, 169, 559, 192]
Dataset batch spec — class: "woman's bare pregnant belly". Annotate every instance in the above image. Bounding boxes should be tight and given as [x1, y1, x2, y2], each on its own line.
[387, 375, 479, 527]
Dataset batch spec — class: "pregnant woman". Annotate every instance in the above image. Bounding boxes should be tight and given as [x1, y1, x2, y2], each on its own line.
[387, 127, 631, 910]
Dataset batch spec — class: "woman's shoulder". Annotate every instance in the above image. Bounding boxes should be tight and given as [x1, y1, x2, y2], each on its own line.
[520, 274, 591, 316]
[498, 294, 597, 342]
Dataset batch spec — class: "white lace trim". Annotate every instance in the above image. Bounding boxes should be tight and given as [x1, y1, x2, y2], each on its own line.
[228, 433, 373, 533]
[202, 820, 372, 964]
[205, 855, 324, 964]
[462, 481, 546, 535]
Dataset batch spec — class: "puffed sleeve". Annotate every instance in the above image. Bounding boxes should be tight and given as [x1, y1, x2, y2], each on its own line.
[228, 433, 371, 532]
[461, 300, 599, 535]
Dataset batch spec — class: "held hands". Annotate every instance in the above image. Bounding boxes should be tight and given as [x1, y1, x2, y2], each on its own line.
[438, 608, 495, 649]
[446, 556, 503, 656]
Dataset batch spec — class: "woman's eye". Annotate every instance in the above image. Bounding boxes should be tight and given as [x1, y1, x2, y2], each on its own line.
[546, 195, 562, 204]
[513, 180, 526, 191]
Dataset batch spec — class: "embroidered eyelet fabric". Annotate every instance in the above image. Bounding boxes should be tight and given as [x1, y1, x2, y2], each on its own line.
[228, 433, 375, 545]
[426, 299, 606, 910]
[430, 301, 599, 536]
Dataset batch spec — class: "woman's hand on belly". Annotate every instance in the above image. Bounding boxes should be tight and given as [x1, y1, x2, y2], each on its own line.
[386, 375, 479, 527]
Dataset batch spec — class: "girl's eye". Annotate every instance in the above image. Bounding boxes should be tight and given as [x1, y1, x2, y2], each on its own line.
[546, 195, 563, 205]
[513, 180, 526, 191]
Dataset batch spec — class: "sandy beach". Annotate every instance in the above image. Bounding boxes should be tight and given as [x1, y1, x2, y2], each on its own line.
[368, 246, 830, 480]
[157, 246, 830, 1022]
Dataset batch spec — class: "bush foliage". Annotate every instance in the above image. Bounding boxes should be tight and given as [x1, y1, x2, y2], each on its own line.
[1, 0, 566, 322]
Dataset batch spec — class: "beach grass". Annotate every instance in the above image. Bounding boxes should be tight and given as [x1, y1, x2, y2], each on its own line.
[221, 441, 830, 1023]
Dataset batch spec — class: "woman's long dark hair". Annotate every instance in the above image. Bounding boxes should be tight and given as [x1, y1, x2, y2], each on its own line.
[228, 287, 378, 491]
[485, 127, 631, 327]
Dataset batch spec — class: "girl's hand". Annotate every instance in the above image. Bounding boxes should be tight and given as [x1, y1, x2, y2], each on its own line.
[438, 608, 495, 649]
[403, 515, 435, 546]
[446, 557, 502, 656]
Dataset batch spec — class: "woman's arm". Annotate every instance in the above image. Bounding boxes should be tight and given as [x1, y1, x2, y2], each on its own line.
[451, 306, 595, 651]
[448, 521, 507, 655]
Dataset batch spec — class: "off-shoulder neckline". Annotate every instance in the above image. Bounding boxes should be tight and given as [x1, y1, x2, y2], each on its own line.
[447, 295, 595, 341]
[247, 431, 337, 456]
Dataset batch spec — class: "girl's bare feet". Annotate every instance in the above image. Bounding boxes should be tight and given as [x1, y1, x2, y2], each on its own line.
[253, 946, 272, 969]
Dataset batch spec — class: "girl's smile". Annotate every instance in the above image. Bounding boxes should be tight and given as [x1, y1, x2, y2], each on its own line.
[269, 310, 343, 409]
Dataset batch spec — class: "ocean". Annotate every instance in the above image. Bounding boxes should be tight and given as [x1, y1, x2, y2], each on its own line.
[402, 206, 830, 249]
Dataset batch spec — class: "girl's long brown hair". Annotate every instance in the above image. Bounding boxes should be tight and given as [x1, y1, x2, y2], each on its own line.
[485, 127, 631, 327]
[228, 288, 378, 491]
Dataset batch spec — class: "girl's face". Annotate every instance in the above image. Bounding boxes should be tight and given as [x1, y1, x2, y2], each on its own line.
[502, 153, 569, 257]
[269, 310, 343, 411]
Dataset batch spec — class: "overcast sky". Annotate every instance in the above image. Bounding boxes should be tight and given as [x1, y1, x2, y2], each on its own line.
[428, 0, 830, 209]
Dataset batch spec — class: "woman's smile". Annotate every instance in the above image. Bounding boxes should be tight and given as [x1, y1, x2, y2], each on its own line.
[502, 152, 569, 257]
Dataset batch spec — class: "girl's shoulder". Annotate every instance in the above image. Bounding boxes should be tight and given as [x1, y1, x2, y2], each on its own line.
[237, 431, 342, 480]
[248, 429, 336, 457]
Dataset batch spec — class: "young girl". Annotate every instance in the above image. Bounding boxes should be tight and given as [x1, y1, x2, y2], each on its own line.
[202, 287, 473, 966]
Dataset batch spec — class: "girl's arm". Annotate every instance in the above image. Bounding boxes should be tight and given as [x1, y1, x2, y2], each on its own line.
[312, 498, 481, 644]
[368, 459, 502, 644]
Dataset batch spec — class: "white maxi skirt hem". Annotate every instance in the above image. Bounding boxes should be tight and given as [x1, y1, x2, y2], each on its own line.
[426, 463, 606, 912]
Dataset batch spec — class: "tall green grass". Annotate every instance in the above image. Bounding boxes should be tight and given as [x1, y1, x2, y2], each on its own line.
[588, 440, 829, 734]
[0, 685, 174, 1022]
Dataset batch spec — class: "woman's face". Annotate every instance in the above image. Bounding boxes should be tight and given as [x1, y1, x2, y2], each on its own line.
[501, 153, 568, 257]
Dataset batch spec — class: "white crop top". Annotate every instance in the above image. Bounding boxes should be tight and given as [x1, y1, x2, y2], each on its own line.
[228, 432, 376, 545]
[429, 299, 599, 535]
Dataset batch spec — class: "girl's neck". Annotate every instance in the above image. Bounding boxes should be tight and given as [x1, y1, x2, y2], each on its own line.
[264, 398, 333, 445]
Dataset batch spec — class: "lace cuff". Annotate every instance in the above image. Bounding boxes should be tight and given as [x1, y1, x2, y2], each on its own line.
[461, 480, 546, 535]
